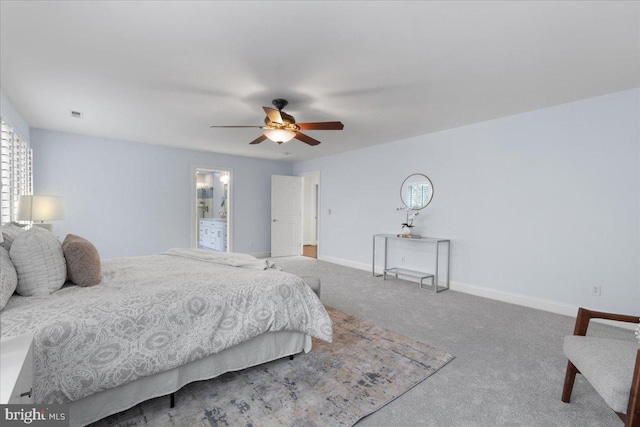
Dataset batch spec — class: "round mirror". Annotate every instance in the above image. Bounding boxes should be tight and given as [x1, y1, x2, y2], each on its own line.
[400, 173, 434, 210]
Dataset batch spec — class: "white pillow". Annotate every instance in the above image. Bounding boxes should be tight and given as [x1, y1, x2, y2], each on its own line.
[0, 222, 27, 251]
[0, 246, 18, 310]
[10, 227, 66, 296]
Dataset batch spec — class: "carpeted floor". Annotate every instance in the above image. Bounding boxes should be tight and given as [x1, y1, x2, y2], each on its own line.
[90, 306, 453, 427]
[272, 256, 635, 427]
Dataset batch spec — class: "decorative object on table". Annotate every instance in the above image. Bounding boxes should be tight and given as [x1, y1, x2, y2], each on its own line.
[210, 98, 344, 146]
[16, 195, 65, 232]
[397, 207, 421, 238]
[397, 173, 433, 238]
[90, 306, 454, 427]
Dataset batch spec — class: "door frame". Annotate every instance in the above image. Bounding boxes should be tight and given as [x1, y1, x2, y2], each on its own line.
[299, 171, 321, 256]
[190, 164, 233, 252]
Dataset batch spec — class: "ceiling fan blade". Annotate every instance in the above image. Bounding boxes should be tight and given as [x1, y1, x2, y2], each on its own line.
[263, 107, 283, 124]
[210, 125, 264, 128]
[294, 132, 321, 146]
[249, 134, 268, 145]
[297, 121, 344, 131]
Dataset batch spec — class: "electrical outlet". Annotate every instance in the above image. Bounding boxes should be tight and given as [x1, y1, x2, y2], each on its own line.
[591, 285, 601, 296]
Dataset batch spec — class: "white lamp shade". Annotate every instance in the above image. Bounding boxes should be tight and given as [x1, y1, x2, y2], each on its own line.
[264, 128, 296, 143]
[220, 174, 229, 184]
[16, 196, 65, 222]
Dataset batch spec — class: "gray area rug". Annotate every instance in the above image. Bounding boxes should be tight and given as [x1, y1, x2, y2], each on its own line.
[91, 306, 454, 427]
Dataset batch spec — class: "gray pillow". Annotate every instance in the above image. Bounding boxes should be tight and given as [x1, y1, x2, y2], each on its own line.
[0, 222, 27, 251]
[10, 226, 67, 296]
[0, 246, 18, 310]
[62, 234, 101, 287]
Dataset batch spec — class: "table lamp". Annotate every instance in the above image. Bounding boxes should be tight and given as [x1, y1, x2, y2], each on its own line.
[16, 195, 65, 232]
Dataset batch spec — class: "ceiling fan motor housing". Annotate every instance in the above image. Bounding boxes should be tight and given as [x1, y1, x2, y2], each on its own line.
[272, 98, 289, 110]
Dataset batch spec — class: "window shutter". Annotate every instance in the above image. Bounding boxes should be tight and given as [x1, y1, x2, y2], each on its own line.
[0, 119, 32, 224]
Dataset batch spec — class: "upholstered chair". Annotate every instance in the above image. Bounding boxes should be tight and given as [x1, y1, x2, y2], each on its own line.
[562, 307, 640, 426]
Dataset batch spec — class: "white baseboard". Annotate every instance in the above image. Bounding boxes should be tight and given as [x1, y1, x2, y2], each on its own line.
[318, 255, 371, 272]
[317, 255, 638, 331]
[447, 279, 577, 317]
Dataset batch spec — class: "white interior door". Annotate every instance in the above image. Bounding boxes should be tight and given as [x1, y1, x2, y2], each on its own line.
[271, 175, 302, 257]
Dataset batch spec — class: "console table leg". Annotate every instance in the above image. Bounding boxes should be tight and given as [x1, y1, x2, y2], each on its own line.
[446, 241, 451, 290]
[435, 241, 440, 293]
[372, 235, 375, 276]
[383, 237, 388, 273]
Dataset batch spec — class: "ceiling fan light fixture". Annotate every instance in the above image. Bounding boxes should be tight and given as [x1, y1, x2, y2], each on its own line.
[210, 98, 343, 146]
[264, 128, 296, 144]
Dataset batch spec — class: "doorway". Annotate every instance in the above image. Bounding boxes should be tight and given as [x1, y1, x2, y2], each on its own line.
[192, 167, 231, 252]
[301, 172, 320, 259]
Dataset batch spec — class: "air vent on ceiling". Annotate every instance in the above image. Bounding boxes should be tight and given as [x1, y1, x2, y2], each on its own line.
[70, 110, 83, 119]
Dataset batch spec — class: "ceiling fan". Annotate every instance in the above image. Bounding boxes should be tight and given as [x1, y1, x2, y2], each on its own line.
[210, 99, 344, 146]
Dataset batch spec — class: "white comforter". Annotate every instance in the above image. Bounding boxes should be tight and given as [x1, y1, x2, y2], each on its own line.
[0, 250, 333, 404]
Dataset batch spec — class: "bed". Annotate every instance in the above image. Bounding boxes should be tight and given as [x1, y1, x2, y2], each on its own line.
[0, 249, 333, 426]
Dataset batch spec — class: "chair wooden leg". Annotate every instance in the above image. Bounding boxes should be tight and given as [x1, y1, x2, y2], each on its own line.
[625, 350, 640, 427]
[562, 361, 579, 403]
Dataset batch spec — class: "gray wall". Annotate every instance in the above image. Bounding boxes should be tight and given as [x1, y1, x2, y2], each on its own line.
[295, 89, 640, 315]
[31, 129, 293, 258]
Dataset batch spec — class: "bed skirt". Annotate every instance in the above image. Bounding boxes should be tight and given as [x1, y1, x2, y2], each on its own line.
[70, 331, 311, 426]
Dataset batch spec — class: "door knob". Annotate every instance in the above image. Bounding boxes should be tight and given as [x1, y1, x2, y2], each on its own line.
[273, 219, 278, 222]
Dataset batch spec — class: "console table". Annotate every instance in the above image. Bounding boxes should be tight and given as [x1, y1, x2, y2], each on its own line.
[372, 234, 451, 293]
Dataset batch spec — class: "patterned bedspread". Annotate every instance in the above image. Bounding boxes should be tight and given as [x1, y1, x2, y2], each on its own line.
[0, 250, 333, 404]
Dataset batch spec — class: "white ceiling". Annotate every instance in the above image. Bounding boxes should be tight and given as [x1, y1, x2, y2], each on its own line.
[1, 1, 638, 162]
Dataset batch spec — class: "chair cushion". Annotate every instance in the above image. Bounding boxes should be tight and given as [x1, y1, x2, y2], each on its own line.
[300, 276, 321, 298]
[10, 226, 67, 296]
[62, 234, 101, 287]
[564, 335, 639, 413]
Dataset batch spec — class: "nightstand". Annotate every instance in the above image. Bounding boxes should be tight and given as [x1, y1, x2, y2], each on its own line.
[0, 333, 35, 404]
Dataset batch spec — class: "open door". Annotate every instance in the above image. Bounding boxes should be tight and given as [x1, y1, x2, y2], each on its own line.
[271, 175, 302, 257]
[301, 171, 320, 259]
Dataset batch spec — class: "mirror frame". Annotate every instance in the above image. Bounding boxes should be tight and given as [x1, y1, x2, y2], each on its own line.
[400, 173, 434, 210]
